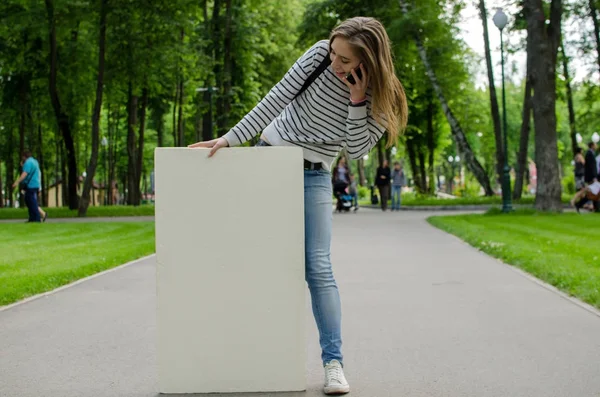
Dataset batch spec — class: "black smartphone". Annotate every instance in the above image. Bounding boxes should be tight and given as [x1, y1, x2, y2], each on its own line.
[346, 66, 363, 85]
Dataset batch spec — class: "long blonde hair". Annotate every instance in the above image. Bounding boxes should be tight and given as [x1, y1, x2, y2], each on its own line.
[329, 17, 408, 147]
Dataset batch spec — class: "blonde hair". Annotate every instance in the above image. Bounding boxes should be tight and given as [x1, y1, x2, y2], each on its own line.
[329, 17, 408, 147]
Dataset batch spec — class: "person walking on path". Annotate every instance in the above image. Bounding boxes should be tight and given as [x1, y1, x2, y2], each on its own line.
[375, 160, 391, 211]
[574, 148, 585, 192]
[12, 150, 44, 222]
[390, 161, 405, 211]
[576, 142, 599, 212]
[332, 157, 350, 212]
[17, 159, 47, 221]
[189, 17, 408, 395]
[348, 173, 359, 211]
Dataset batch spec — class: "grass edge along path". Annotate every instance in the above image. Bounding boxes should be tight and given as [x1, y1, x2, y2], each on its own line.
[0, 205, 155, 220]
[427, 212, 600, 310]
[0, 222, 155, 306]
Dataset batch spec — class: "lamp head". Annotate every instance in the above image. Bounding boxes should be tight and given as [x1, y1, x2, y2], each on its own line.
[493, 8, 508, 31]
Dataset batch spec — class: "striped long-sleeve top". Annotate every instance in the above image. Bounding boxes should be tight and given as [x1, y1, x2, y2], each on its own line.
[222, 40, 387, 171]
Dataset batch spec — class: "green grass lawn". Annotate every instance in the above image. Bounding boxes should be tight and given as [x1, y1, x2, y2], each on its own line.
[0, 222, 155, 306]
[0, 204, 155, 220]
[359, 194, 571, 207]
[428, 212, 600, 309]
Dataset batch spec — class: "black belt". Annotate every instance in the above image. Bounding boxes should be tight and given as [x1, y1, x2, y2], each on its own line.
[304, 159, 323, 170]
[255, 139, 323, 170]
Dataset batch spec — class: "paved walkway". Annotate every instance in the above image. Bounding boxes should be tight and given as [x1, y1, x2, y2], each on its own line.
[1, 210, 599, 397]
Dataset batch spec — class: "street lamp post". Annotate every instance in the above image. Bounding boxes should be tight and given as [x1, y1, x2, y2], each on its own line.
[448, 155, 459, 194]
[493, 8, 512, 213]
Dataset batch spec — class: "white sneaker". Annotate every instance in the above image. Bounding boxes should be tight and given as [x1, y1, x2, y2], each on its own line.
[324, 360, 350, 395]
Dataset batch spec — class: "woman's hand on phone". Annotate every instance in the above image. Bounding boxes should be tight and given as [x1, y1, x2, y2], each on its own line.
[188, 137, 229, 157]
[343, 63, 368, 102]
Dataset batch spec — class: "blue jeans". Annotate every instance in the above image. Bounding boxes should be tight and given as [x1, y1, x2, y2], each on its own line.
[304, 169, 343, 365]
[391, 185, 402, 210]
[25, 188, 41, 222]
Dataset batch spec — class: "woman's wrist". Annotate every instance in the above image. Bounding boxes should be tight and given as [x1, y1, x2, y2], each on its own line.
[350, 96, 366, 104]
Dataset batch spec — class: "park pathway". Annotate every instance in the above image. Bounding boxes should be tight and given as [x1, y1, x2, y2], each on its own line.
[1, 209, 599, 397]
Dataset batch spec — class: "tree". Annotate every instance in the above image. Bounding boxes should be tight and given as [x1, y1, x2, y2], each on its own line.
[513, 50, 532, 200]
[79, 0, 108, 216]
[524, 0, 563, 211]
[479, 0, 504, 183]
[560, 38, 578, 158]
[398, 0, 494, 195]
[45, 0, 79, 209]
[589, 0, 600, 76]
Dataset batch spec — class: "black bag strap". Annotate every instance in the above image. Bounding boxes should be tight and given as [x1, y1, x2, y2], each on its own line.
[294, 55, 332, 101]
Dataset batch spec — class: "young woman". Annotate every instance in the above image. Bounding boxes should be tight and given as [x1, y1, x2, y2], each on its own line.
[189, 16, 408, 395]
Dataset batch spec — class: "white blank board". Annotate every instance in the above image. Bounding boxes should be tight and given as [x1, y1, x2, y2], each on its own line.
[154, 147, 306, 394]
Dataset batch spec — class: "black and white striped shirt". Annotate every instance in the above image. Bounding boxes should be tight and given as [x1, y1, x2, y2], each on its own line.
[223, 40, 387, 170]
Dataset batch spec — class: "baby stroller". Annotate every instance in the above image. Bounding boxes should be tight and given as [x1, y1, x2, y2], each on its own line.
[338, 191, 354, 212]
[333, 182, 354, 212]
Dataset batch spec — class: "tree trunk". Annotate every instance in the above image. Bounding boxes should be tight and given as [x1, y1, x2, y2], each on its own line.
[172, 86, 178, 146]
[177, 28, 185, 147]
[46, 0, 79, 209]
[106, 102, 113, 205]
[177, 78, 184, 147]
[560, 39, 578, 157]
[405, 138, 423, 193]
[127, 82, 138, 205]
[135, 87, 149, 205]
[479, 0, 504, 183]
[55, 137, 59, 207]
[418, 148, 427, 192]
[156, 105, 165, 147]
[213, 0, 223, 136]
[219, 0, 233, 134]
[38, 118, 46, 206]
[377, 139, 384, 166]
[202, 84, 214, 141]
[201, 0, 214, 142]
[79, 0, 107, 216]
[6, 128, 15, 208]
[19, 77, 27, 157]
[399, 0, 494, 196]
[426, 91, 436, 194]
[61, 145, 68, 206]
[195, 95, 202, 142]
[358, 158, 366, 186]
[524, 0, 563, 211]
[513, 58, 533, 200]
[589, 0, 600, 77]
[0, 160, 3, 208]
[109, 105, 120, 205]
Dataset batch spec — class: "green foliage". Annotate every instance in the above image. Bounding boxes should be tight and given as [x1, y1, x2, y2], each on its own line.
[562, 171, 576, 195]
[0, 0, 307, 209]
[357, 185, 369, 199]
[1, 0, 599, 209]
[455, 178, 482, 198]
